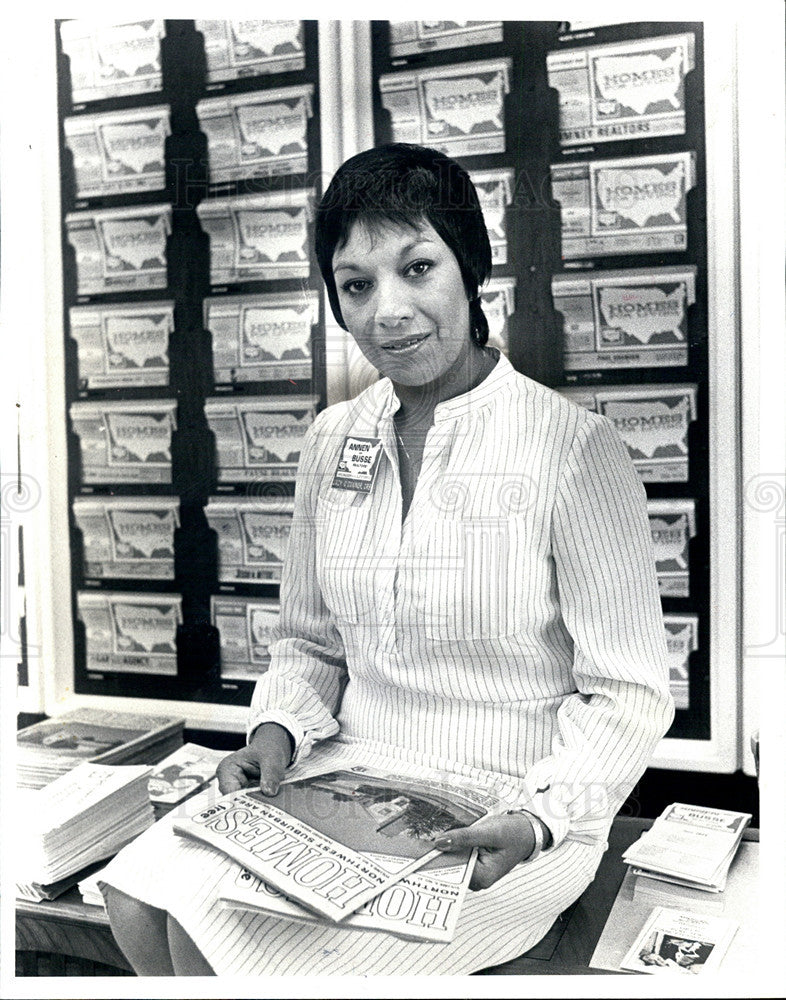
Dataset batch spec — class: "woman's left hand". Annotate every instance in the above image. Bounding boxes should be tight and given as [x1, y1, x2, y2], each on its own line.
[433, 814, 537, 891]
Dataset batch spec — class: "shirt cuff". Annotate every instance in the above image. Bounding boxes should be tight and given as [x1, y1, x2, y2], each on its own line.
[247, 709, 306, 766]
[523, 775, 571, 849]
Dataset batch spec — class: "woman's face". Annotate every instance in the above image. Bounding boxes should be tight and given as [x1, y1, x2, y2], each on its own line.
[332, 218, 472, 388]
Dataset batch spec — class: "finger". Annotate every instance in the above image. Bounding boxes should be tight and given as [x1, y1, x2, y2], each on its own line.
[217, 759, 253, 794]
[433, 817, 509, 852]
[255, 757, 287, 796]
[432, 827, 471, 852]
[468, 849, 519, 891]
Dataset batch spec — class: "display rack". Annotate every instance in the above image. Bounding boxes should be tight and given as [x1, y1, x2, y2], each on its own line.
[369, 19, 739, 766]
[55, 19, 325, 713]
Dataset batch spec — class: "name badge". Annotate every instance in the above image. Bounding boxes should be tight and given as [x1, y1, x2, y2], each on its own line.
[332, 436, 383, 493]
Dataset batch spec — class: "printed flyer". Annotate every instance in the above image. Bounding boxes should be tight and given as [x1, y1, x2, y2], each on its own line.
[547, 33, 695, 146]
[620, 907, 737, 974]
[212, 595, 280, 680]
[77, 591, 182, 675]
[470, 168, 514, 265]
[72, 497, 180, 580]
[480, 277, 516, 356]
[594, 384, 698, 482]
[69, 399, 177, 485]
[59, 19, 165, 103]
[380, 59, 511, 157]
[664, 614, 699, 710]
[148, 744, 227, 812]
[205, 497, 295, 583]
[552, 266, 695, 371]
[196, 20, 305, 82]
[388, 21, 503, 58]
[647, 500, 696, 597]
[197, 85, 314, 182]
[205, 395, 317, 482]
[197, 190, 313, 284]
[551, 151, 695, 259]
[205, 290, 318, 384]
[70, 301, 174, 389]
[66, 204, 171, 295]
[64, 106, 170, 198]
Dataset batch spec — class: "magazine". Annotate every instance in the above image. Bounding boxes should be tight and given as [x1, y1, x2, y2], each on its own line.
[174, 755, 506, 923]
[218, 848, 477, 943]
[18, 763, 155, 886]
[148, 743, 227, 813]
[620, 906, 738, 974]
[17, 707, 185, 789]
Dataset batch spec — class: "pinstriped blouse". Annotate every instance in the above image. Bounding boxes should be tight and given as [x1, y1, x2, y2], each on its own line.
[248, 351, 674, 849]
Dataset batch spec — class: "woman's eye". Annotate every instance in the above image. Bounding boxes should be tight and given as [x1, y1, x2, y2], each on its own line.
[406, 259, 432, 277]
[342, 279, 370, 296]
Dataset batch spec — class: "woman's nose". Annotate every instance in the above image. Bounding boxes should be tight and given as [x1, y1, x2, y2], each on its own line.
[373, 278, 414, 328]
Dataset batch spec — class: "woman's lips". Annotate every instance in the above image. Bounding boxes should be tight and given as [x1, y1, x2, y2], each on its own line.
[380, 332, 431, 354]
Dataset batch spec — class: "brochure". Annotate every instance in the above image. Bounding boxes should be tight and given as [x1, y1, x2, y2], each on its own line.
[623, 803, 751, 891]
[380, 59, 512, 157]
[196, 20, 305, 82]
[197, 85, 314, 182]
[620, 906, 737, 974]
[148, 743, 228, 815]
[389, 21, 503, 58]
[212, 595, 280, 680]
[547, 34, 695, 147]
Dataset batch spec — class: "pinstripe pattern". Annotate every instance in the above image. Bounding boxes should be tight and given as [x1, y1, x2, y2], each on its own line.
[100, 352, 674, 974]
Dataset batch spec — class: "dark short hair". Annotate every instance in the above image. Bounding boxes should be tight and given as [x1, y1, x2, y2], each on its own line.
[315, 143, 492, 346]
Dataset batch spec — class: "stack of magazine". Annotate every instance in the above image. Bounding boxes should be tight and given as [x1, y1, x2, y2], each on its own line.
[147, 743, 227, 819]
[16, 763, 155, 899]
[16, 859, 106, 904]
[17, 708, 185, 789]
[623, 803, 751, 892]
[173, 754, 513, 943]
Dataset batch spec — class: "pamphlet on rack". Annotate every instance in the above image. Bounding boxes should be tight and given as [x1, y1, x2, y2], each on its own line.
[619, 906, 738, 974]
[174, 752, 508, 924]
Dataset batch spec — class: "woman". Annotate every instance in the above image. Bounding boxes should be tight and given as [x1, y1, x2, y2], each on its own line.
[102, 143, 674, 975]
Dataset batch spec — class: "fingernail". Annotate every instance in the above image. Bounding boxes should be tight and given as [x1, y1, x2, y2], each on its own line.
[260, 783, 278, 796]
[434, 838, 452, 850]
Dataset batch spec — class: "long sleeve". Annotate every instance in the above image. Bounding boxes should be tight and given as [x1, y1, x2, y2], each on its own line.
[247, 414, 348, 762]
[523, 412, 675, 849]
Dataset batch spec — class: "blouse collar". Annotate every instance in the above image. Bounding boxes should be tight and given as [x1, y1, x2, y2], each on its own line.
[379, 348, 516, 424]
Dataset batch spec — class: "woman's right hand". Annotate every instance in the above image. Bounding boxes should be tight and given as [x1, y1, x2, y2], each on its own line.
[216, 722, 294, 796]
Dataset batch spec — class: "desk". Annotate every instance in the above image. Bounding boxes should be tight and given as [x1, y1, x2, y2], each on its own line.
[16, 891, 132, 975]
[15, 817, 757, 977]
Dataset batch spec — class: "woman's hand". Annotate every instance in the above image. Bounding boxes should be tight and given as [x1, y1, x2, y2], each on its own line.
[216, 722, 293, 796]
[433, 813, 537, 891]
